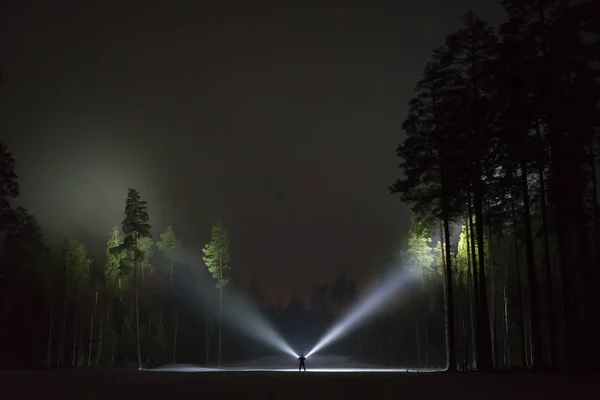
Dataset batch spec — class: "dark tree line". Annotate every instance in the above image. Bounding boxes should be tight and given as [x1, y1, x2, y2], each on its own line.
[391, 0, 600, 371]
[0, 140, 379, 368]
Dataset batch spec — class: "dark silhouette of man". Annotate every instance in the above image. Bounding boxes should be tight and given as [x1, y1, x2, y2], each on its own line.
[298, 354, 306, 371]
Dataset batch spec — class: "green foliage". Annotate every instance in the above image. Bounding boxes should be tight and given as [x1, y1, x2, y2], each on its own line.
[121, 188, 151, 262]
[105, 226, 128, 300]
[202, 220, 230, 289]
[56, 236, 92, 299]
[137, 236, 154, 277]
[157, 225, 179, 264]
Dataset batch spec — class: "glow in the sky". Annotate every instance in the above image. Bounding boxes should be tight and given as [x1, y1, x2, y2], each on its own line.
[307, 266, 419, 357]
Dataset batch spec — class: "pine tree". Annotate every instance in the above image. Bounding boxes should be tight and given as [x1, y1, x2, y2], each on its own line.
[120, 189, 151, 369]
[0, 141, 19, 234]
[202, 220, 230, 367]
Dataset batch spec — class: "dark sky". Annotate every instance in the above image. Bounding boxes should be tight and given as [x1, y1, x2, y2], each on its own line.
[1, 0, 504, 303]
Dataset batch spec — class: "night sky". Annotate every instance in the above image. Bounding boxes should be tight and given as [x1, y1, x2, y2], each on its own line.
[1, 0, 504, 303]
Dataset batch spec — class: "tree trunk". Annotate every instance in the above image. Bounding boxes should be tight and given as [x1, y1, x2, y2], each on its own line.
[204, 311, 212, 365]
[503, 284, 511, 368]
[488, 224, 498, 369]
[467, 197, 481, 370]
[111, 335, 115, 366]
[173, 312, 178, 364]
[218, 286, 223, 367]
[170, 260, 174, 295]
[58, 265, 69, 368]
[46, 309, 54, 367]
[512, 203, 527, 369]
[520, 160, 542, 369]
[420, 261, 430, 367]
[134, 245, 142, 369]
[465, 220, 477, 369]
[72, 318, 78, 367]
[96, 315, 103, 365]
[537, 156, 556, 367]
[473, 177, 493, 371]
[88, 284, 98, 367]
[415, 320, 421, 367]
[503, 247, 511, 369]
[442, 213, 456, 371]
[549, 132, 573, 369]
[79, 322, 85, 367]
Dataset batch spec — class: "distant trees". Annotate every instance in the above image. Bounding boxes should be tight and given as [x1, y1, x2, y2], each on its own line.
[202, 220, 231, 367]
[157, 225, 180, 363]
[0, 141, 19, 233]
[55, 237, 92, 367]
[392, 1, 600, 371]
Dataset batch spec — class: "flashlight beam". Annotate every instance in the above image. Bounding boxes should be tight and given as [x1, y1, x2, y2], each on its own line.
[307, 266, 418, 357]
[198, 285, 297, 358]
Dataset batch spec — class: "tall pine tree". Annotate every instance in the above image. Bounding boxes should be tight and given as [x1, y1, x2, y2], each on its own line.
[202, 220, 230, 367]
[120, 189, 151, 369]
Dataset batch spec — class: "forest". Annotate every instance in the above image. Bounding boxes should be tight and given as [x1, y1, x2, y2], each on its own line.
[1, 0, 599, 372]
[391, 0, 600, 372]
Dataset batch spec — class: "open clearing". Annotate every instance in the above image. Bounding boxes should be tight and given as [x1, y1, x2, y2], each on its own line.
[0, 367, 592, 400]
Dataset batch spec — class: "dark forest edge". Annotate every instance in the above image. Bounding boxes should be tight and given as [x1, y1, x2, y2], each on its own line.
[1, 0, 599, 373]
[390, 0, 600, 372]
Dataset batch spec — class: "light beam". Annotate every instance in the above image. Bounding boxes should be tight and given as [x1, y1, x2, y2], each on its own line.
[197, 284, 298, 358]
[307, 266, 419, 357]
[182, 250, 297, 359]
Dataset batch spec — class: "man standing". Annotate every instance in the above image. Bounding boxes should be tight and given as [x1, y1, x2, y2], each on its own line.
[298, 354, 306, 371]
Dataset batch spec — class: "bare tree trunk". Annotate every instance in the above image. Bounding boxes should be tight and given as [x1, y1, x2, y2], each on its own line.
[96, 314, 103, 365]
[204, 311, 212, 365]
[521, 160, 542, 369]
[173, 312, 178, 364]
[465, 220, 477, 369]
[415, 320, 421, 367]
[79, 322, 85, 367]
[72, 318, 78, 367]
[474, 177, 493, 371]
[538, 155, 556, 367]
[46, 309, 54, 367]
[88, 284, 98, 367]
[134, 245, 142, 369]
[512, 205, 527, 369]
[503, 283, 511, 368]
[488, 225, 497, 368]
[111, 335, 115, 366]
[58, 267, 69, 368]
[441, 213, 456, 371]
[218, 286, 223, 367]
[419, 260, 430, 367]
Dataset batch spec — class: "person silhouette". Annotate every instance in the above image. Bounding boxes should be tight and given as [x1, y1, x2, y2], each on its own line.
[298, 354, 306, 371]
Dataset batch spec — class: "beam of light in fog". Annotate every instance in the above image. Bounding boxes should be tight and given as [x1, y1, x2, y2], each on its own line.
[184, 251, 297, 359]
[307, 266, 419, 358]
[201, 288, 298, 358]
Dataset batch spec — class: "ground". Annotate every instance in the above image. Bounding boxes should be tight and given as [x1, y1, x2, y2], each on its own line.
[0, 355, 594, 399]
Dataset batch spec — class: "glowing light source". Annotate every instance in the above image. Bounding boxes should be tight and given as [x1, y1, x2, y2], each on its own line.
[307, 266, 419, 357]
